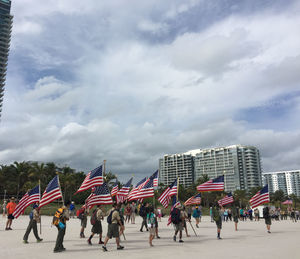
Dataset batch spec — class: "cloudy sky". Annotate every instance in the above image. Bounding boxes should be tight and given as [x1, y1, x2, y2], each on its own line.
[1, 0, 300, 183]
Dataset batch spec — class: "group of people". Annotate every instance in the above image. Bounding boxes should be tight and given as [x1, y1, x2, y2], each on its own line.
[1, 196, 298, 253]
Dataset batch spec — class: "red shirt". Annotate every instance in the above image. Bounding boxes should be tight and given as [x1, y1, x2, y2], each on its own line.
[6, 202, 17, 214]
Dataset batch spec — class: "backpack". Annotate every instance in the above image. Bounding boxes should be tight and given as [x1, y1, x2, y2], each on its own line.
[52, 208, 64, 226]
[107, 209, 115, 224]
[171, 208, 181, 224]
[77, 208, 85, 220]
[139, 207, 146, 217]
[90, 210, 97, 225]
[263, 207, 268, 218]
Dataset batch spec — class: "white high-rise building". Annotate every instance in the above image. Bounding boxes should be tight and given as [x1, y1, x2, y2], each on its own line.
[262, 170, 300, 196]
[194, 145, 262, 192]
[159, 145, 262, 192]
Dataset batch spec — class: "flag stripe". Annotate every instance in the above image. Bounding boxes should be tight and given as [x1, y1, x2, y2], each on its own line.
[218, 193, 234, 206]
[39, 176, 62, 208]
[13, 185, 40, 218]
[184, 194, 201, 206]
[76, 165, 104, 193]
[197, 176, 224, 192]
[249, 185, 270, 208]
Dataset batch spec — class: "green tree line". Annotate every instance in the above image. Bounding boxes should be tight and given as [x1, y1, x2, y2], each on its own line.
[1, 161, 299, 208]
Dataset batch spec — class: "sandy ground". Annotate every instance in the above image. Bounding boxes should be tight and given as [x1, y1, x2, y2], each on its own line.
[0, 215, 299, 259]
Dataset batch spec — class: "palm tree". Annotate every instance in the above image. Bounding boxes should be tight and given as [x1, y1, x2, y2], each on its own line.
[13, 161, 30, 197]
[234, 189, 248, 208]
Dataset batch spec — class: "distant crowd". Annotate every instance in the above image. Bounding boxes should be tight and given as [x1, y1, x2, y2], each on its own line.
[1, 197, 299, 253]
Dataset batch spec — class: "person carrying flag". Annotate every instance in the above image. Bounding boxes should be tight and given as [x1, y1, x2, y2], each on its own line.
[172, 203, 184, 243]
[78, 206, 88, 238]
[211, 203, 222, 239]
[139, 202, 149, 232]
[263, 205, 272, 233]
[232, 205, 239, 231]
[53, 202, 70, 253]
[102, 202, 124, 252]
[23, 204, 43, 244]
[88, 205, 104, 245]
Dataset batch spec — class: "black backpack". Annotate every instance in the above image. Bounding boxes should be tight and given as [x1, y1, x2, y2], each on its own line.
[263, 207, 268, 218]
[139, 207, 146, 217]
[107, 209, 115, 224]
[171, 208, 181, 224]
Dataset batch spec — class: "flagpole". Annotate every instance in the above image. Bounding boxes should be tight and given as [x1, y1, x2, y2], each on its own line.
[103, 160, 106, 178]
[57, 173, 64, 205]
[39, 180, 42, 235]
[177, 177, 179, 201]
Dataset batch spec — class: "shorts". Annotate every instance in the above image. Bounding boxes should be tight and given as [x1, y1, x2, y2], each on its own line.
[8, 214, 14, 220]
[149, 227, 156, 236]
[233, 216, 238, 223]
[81, 218, 87, 228]
[107, 223, 119, 239]
[175, 223, 183, 232]
[215, 220, 222, 229]
[265, 217, 272, 225]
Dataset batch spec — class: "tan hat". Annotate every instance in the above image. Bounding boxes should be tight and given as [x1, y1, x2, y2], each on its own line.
[10, 197, 15, 200]
[175, 203, 182, 209]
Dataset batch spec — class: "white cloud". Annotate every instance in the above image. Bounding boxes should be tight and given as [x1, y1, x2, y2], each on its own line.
[1, 1, 300, 181]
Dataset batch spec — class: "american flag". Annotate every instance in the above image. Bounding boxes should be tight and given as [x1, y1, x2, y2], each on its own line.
[110, 180, 119, 197]
[167, 196, 181, 226]
[218, 192, 234, 206]
[197, 175, 224, 192]
[250, 185, 270, 208]
[127, 177, 147, 201]
[129, 177, 154, 200]
[13, 185, 40, 219]
[158, 179, 177, 208]
[150, 170, 159, 188]
[86, 182, 113, 208]
[75, 165, 104, 194]
[116, 177, 132, 203]
[184, 193, 202, 206]
[39, 176, 63, 208]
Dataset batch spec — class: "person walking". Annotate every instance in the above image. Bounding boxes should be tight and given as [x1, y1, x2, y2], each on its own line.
[125, 203, 132, 223]
[102, 202, 124, 252]
[212, 203, 222, 239]
[210, 206, 214, 222]
[139, 202, 149, 232]
[172, 203, 184, 243]
[290, 208, 296, 222]
[254, 208, 259, 221]
[157, 207, 162, 222]
[147, 206, 156, 246]
[88, 205, 104, 245]
[223, 208, 228, 222]
[130, 202, 136, 224]
[232, 205, 239, 231]
[53, 203, 70, 253]
[192, 206, 200, 228]
[248, 208, 253, 221]
[23, 204, 43, 243]
[263, 205, 272, 233]
[154, 207, 161, 239]
[77, 206, 88, 238]
[69, 201, 75, 218]
[228, 208, 232, 221]
[5, 197, 16, 230]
